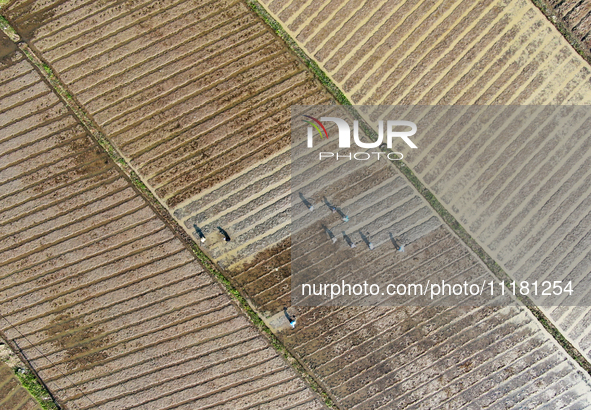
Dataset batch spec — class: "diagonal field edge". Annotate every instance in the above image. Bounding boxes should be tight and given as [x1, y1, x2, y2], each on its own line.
[4, 0, 591, 405]
[0, 13, 338, 410]
[529, 0, 591, 67]
[242, 0, 591, 377]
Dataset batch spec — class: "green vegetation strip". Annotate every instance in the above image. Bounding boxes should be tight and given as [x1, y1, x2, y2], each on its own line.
[0, 15, 18, 40]
[14, 369, 59, 410]
[0, 15, 336, 409]
[245, 0, 591, 376]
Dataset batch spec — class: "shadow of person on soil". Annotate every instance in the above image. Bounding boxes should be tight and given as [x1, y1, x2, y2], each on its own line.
[299, 192, 314, 211]
[342, 231, 355, 248]
[322, 223, 337, 243]
[389, 232, 404, 252]
[193, 224, 206, 243]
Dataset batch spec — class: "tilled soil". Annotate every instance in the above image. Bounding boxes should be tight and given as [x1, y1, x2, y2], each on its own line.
[260, 0, 591, 378]
[263, 0, 591, 105]
[0, 32, 326, 410]
[544, 0, 591, 55]
[4, 0, 331, 210]
[4, 0, 591, 409]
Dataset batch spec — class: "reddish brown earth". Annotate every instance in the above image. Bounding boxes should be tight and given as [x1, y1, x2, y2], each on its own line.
[0, 31, 325, 410]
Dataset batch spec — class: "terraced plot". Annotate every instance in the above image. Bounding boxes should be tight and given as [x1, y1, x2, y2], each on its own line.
[5, 0, 591, 408]
[0, 362, 41, 410]
[0, 32, 325, 409]
[257, 0, 591, 365]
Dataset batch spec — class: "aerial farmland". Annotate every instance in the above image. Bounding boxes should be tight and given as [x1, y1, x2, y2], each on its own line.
[2, 0, 591, 409]
[0, 359, 40, 409]
[258, 0, 591, 368]
[0, 28, 325, 409]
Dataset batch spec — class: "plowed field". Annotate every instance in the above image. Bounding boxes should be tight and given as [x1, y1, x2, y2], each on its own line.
[258, 0, 591, 370]
[0, 30, 325, 410]
[3, 0, 591, 408]
[544, 0, 591, 56]
[265, 0, 591, 368]
[262, 0, 591, 105]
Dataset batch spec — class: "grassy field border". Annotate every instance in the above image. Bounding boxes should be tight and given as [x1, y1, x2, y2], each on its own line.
[0, 337, 60, 410]
[13, 369, 60, 410]
[0, 15, 337, 410]
[245, 0, 352, 107]
[245, 0, 591, 376]
[530, 0, 591, 66]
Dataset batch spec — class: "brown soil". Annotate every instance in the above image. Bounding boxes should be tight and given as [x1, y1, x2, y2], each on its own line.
[0, 34, 326, 409]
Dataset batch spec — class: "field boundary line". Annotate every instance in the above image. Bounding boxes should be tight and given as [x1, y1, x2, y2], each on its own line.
[0, 14, 336, 410]
[529, 0, 591, 66]
[242, 0, 591, 378]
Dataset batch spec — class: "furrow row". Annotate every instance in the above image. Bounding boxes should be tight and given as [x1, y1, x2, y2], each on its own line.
[0, 30, 325, 409]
